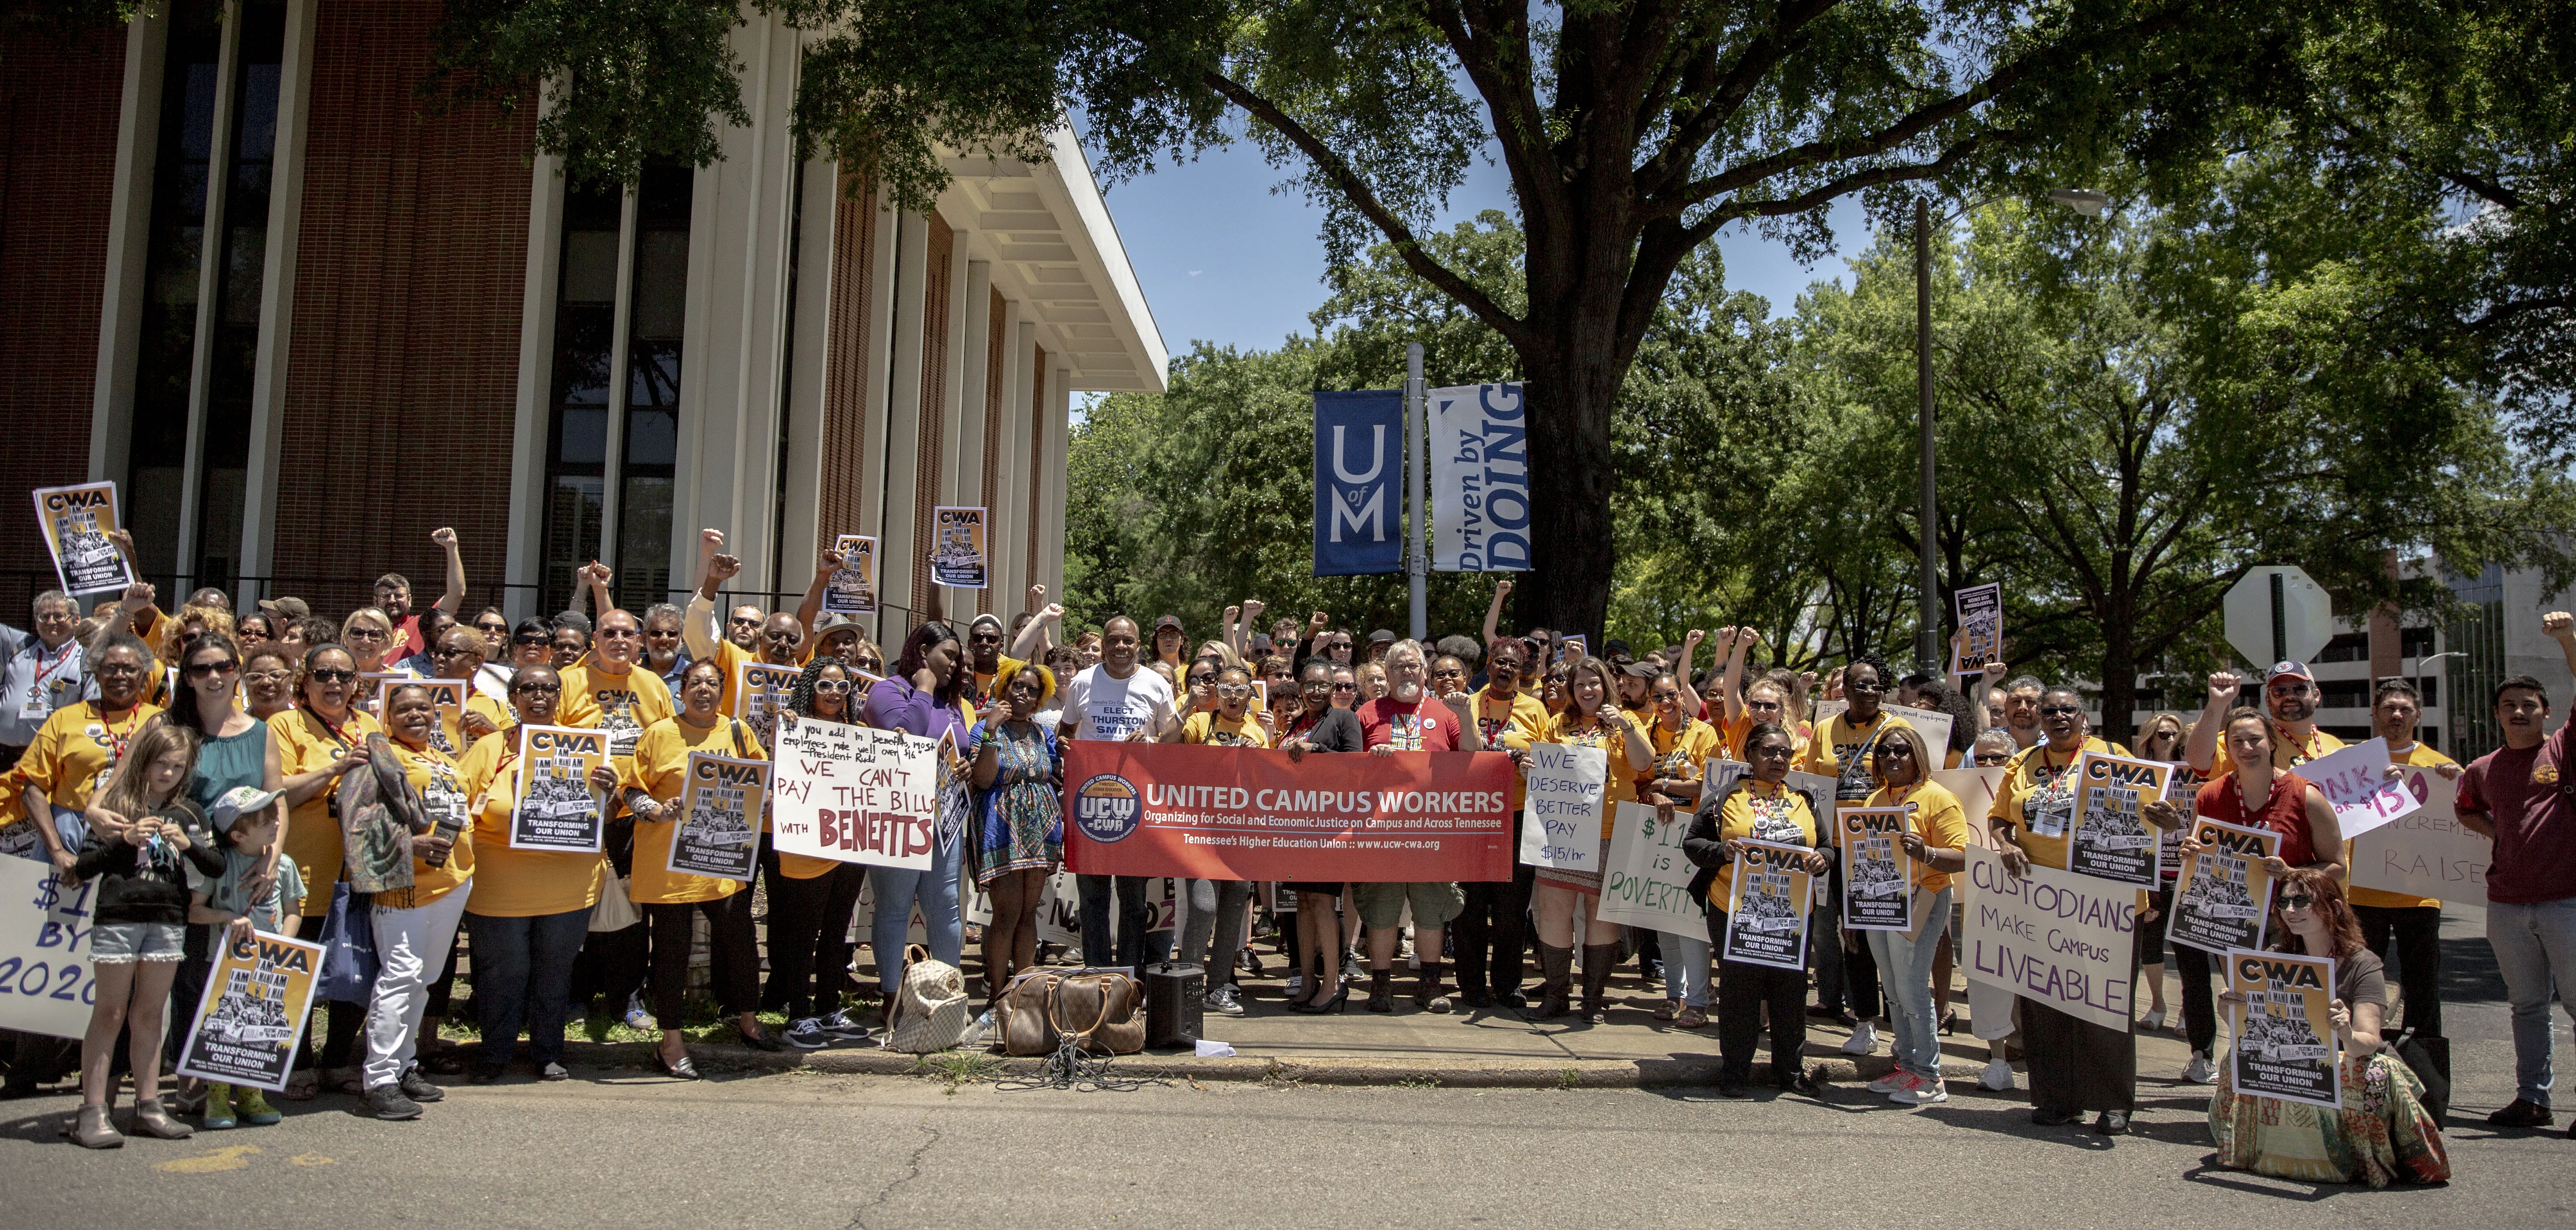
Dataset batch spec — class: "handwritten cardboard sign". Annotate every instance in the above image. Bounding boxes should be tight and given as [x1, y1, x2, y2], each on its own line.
[2298, 738, 2418, 839]
[0, 858, 97, 1039]
[1598, 801, 1704, 933]
[771, 717, 941, 870]
[1962, 845, 2135, 1031]
[2350, 766, 2484, 906]
[1520, 742, 1608, 872]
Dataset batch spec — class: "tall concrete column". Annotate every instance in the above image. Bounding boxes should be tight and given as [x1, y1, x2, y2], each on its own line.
[875, 210, 931, 632]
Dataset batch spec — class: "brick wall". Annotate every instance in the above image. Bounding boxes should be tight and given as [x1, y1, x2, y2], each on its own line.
[818, 174, 875, 542]
[977, 286, 1004, 615]
[909, 213, 951, 613]
[268, 0, 534, 617]
[0, 21, 126, 613]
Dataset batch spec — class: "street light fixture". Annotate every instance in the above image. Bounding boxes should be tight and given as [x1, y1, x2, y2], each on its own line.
[1913, 188, 2108, 675]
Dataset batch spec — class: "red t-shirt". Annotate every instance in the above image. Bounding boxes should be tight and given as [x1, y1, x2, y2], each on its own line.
[1357, 695, 1465, 752]
[2457, 722, 2576, 905]
[391, 613, 426, 660]
[2195, 770, 2318, 868]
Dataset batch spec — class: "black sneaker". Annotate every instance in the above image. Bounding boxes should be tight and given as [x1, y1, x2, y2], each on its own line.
[2489, 1098, 2554, 1129]
[363, 1086, 423, 1120]
[1495, 989, 1528, 1009]
[468, 1066, 505, 1086]
[1779, 1068, 1826, 1097]
[818, 1008, 873, 1042]
[783, 1018, 831, 1050]
[397, 1069, 445, 1103]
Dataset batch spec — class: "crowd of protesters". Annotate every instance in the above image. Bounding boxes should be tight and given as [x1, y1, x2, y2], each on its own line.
[18, 528, 2564, 1188]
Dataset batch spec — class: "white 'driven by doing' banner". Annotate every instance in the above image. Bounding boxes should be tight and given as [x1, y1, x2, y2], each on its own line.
[1428, 383, 1532, 572]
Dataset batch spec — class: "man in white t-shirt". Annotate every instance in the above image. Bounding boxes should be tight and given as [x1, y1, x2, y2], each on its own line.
[1058, 616, 1176, 972]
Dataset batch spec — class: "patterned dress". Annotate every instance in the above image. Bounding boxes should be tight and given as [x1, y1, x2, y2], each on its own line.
[969, 719, 1061, 885]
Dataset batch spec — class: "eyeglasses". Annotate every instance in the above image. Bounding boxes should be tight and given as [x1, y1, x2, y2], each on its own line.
[1746, 699, 1784, 713]
[432, 646, 476, 659]
[307, 668, 356, 684]
[1188, 675, 1219, 687]
[513, 682, 562, 696]
[1215, 684, 1253, 698]
[186, 659, 240, 677]
[2277, 894, 2315, 910]
[242, 670, 292, 686]
[1332, 682, 1357, 692]
[813, 679, 853, 694]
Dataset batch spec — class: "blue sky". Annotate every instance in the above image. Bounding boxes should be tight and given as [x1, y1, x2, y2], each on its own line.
[1089, 136, 1872, 364]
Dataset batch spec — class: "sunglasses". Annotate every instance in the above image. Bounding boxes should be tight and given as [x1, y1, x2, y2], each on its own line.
[599, 628, 640, 640]
[729, 616, 762, 627]
[813, 679, 853, 694]
[2040, 704, 2082, 716]
[186, 659, 240, 677]
[308, 668, 356, 684]
[345, 627, 388, 642]
[475, 622, 510, 634]
[513, 682, 563, 696]
[853, 659, 884, 673]
[1188, 675, 1219, 687]
[1332, 682, 1357, 692]
[1215, 684, 1253, 698]
[2277, 894, 2315, 910]
[432, 646, 476, 658]
[513, 634, 550, 646]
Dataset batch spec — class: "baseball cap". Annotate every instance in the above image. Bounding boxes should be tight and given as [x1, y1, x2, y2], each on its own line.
[1368, 629, 1397, 645]
[258, 596, 310, 620]
[1620, 660, 1661, 678]
[209, 785, 284, 833]
[1151, 615, 1184, 635]
[2267, 660, 2315, 683]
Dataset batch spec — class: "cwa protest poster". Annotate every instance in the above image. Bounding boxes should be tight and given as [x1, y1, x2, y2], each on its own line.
[1427, 382, 1532, 572]
[510, 725, 607, 852]
[1962, 845, 2137, 1031]
[1063, 740, 1516, 883]
[2351, 765, 2486, 906]
[0, 858, 97, 1039]
[2226, 948, 2341, 1110]
[1838, 805, 1913, 931]
[1597, 801, 1703, 932]
[671, 752, 768, 881]
[2298, 738, 2419, 840]
[2067, 751, 2173, 887]
[1930, 766, 2007, 849]
[2168, 817, 2278, 954]
[176, 930, 322, 1091]
[31, 481, 134, 596]
[1881, 704, 1955, 768]
[735, 660, 801, 750]
[930, 506, 988, 588]
[771, 717, 942, 870]
[1950, 582, 2002, 685]
[824, 533, 878, 614]
[367, 675, 466, 755]
[1722, 840, 1815, 971]
[1521, 742, 1608, 873]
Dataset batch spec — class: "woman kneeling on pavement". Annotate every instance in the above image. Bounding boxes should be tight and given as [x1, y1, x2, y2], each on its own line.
[2207, 869, 2450, 1186]
[1685, 723, 1829, 1099]
[1856, 725, 1968, 1105]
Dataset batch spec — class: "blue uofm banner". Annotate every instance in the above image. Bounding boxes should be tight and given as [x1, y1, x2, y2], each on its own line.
[1312, 389, 1405, 576]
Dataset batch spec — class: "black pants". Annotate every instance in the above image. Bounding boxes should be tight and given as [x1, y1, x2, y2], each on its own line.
[646, 894, 759, 1023]
[2022, 996, 2136, 1114]
[1813, 907, 1881, 1018]
[2355, 903, 2445, 1039]
[763, 864, 868, 1019]
[2171, 942, 2219, 1054]
[1709, 909, 1807, 1083]
[1453, 858, 1535, 995]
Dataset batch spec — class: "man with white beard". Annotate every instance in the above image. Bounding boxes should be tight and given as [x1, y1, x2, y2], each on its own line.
[1352, 640, 1487, 1014]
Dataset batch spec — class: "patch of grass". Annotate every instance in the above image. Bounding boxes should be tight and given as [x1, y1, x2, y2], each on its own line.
[914, 1051, 1004, 1093]
[1393, 1073, 1442, 1089]
[1557, 1068, 1584, 1089]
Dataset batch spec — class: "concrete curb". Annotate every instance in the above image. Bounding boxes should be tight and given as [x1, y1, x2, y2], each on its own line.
[551, 1038, 1998, 1090]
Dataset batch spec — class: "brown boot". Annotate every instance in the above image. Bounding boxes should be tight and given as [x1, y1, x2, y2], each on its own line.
[129, 1097, 194, 1140]
[68, 1103, 123, 1149]
[1414, 961, 1451, 1014]
[1366, 969, 1395, 1013]
[1580, 943, 1621, 1023]
[1535, 945, 1574, 1018]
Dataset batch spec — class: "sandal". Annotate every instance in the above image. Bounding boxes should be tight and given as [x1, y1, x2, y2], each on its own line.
[280, 1070, 318, 1102]
[2138, 1009, 2167, 1034]
[656, 1049, 702, 1080]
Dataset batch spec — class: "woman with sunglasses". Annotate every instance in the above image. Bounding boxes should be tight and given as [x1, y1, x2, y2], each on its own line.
[339, 608, 404, 678]
[484, 617, 552, 706]
[2129, 712, 2193, 1040]
[864, 622, 974, 1001]
[2207, 869, 2450, 1186]
[1638, 668, 1723, 1026]
[1684, 722, 1831, 1098]
[767, 656, 873, 1046]
[2148, 706, 2346, 1087]
[471, 607, 511, 661]
[266, 643, 380, 1094]
[1162, 663, 1267, 1014]
[1531, 655, 1654, 1021]
[1989, 684, 2142, 1135]
[1280, 657, 1368, 1011]
[235, 611, 277, 655]
[1853, 725, 1970, 1105]
[970, 662, 1064, 1014]
[456, 665, 622, 1083]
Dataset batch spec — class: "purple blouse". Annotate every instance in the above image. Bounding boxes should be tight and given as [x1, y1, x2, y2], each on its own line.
[866, 675, 967, 747]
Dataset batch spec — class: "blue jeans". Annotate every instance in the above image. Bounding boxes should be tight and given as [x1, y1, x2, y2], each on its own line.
[1865, 886, 1953, 1081]
[1658, 929, 1711, 1008]
[1076, 874, 1169, 971]
[2489, 897, 2576, 1105]
[870, 837, 965, 995]
[464, 908, 591, 1068]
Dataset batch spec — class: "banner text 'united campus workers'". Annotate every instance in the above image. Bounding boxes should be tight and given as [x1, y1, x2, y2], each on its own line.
[1062, 741, 1516, 882]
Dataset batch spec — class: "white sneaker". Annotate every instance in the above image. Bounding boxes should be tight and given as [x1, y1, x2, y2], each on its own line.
[1979, 1057, 2015, 1091]
[1894, 1076, 1949, 1105]
[1840, 1020, 1879, 1056]
[1285, 973, 1305, 998]
[2183, 1051, 2219, 1085]
[1866, 1070, 1907, 1094]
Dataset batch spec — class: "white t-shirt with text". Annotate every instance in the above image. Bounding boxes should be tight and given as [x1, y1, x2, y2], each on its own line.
[1061, 664, 1173, 742]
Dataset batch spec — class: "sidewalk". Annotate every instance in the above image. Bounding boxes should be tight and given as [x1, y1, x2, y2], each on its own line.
[547, 956, 2204, 1090]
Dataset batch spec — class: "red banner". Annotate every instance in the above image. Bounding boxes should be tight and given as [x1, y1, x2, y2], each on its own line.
[1063, 741, 1516, 882]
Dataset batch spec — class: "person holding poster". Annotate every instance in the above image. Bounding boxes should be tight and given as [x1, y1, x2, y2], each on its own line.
[455, 666, 621, 1084]
[1794, 654, 1910, 1055]
[1639, 669, 1722, 1025]
[1454, 637, 1547, 1010]
[1988, 684, 2139, 1134]
[64, 724, 224, 1146]
[1530, 656, 1652, 1021]
[2461, 617, 2576, 1130]
[2128, 714, 2194, 1037]
[2346, 679, 2460, 1044]
[1857, 726, 1970, 1105]
[1683, 723, 1828, 1099]
[2209, 869, 2451, 1187]
[626, 659, 782, 1078]
[862, 622, 973, 1000]
[559, 610, 675, 772]
[182, 786, 305, 1128]
[765, 656, 872, 1044]
[356, 684, 478, 1120]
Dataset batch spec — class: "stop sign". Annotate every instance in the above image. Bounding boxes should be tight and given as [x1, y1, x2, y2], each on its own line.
[2223, 566, 2333, 667]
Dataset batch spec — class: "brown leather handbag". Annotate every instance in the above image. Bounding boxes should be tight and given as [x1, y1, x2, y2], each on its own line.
[995, 969, 1143, 1056]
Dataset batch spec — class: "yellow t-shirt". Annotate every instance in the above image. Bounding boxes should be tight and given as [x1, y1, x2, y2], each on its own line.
[558, 660, 676, 769]
[2208, 724, 2346, 778]
[461, 691, 513, 749]
[456, 728, 608, 918]
[2347, 741, 2456, 910]
[1865, 778, 1972, 892]
[16, 700, 163, 812]
[1647, 719, 1724, 796]
[374, 738, 475, 911]
[1706, 779, 1822, 907]
[1988, 737, 2127, 871]
[1794, 710, 1912, 785]
[1542, 710, 1644, 839]
[269, 706, 382, 916]
[1471, 685, 1551, 812]
[1182, 710, 1270, 747]
[627, 717, 759, 904]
